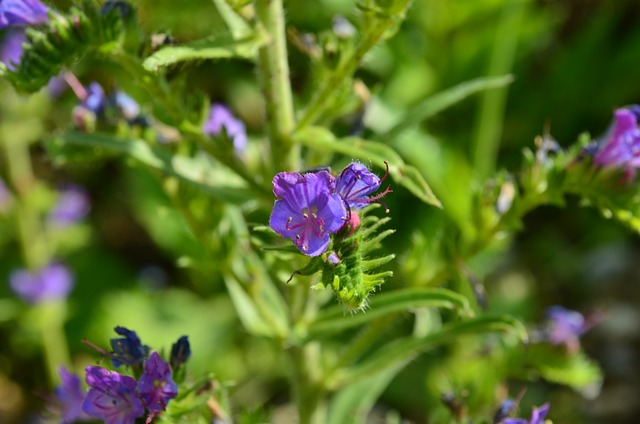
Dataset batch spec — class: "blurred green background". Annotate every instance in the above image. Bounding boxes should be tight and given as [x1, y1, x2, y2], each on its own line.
[2, 0, 640, 423]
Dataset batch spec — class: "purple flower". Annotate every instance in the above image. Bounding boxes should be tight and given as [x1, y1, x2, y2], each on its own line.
[335, 162, 391, 212]
[0, 28, 26, 69]
[545, 305, 589, 352]
[9, 262, 74, 304]
[203, 103, 247, 153]
[170, 335, 191, 368]
[137, 351, 178, 413]
[110, 326, 149, 368]
[503, 403, 550, 424]
[269, 171, 347, 256]
[53, 367, 90, 423]
[48, 185, 90, 226]
[593, 108, 640, 178]
[82, 366, 144, 424]
[0, 0, 49, 29]
[83, 82, 106, 114]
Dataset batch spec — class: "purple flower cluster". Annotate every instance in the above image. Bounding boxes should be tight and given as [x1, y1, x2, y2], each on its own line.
[269, 162, 391, 256]
[9, 262, 74, 304]
[203, 103, 248, 154]
[502, 403, 550, 424]
[593, 107, 640, 179]
[76, 327, 186, 424]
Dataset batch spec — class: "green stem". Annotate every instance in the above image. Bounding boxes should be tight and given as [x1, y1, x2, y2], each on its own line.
[38, 301, 71, 385]
[255, 0, 298, 172]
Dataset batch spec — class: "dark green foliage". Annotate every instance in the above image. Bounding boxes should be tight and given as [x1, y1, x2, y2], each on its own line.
[1, 0, 125, 92]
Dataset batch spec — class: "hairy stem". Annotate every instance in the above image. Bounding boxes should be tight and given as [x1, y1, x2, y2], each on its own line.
[255, 0, 298, 172]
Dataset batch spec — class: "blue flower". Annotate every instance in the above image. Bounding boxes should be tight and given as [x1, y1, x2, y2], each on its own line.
[269, 171, 347, 256]
[82, 366, 144, 424]
[137, 351, 178, 413]
[593, 107, 640, 179]
[0, 0, 49, 29]
[503, 403, 550, 424]
[170, 335, 191, 368]
[9, 262, 74, 304]
[110, 326, 150, 368]
[203, 103, 248, 154]
[335, 162, 391, 212]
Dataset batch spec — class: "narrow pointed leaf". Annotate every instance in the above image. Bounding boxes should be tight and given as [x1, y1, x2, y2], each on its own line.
[50, 132, 253, 204]
[382, 75, 514, 141]
[143, 33, 265, 72]
[328, 315, 526, 389]
[304, 288, 471, 340]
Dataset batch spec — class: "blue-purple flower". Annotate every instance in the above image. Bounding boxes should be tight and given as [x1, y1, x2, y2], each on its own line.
[335, 161, 391, 212]
[503, 403, 550, 424]
[203, 103, 248, 153]
[170, 335, 191, 368]
[0, 0, 49, 29]
[113, 91, 141, 122]
[110, 326, 150, 368]
[137, 351, 178, 413]
[593, 107, 640, 178]
[269, 171, 347, 256]
[0, 28, 26, 69]
[53, 367, 89, 423]
[545, 305, 590, 352]
[82, 366, 144, 424]
[9, 262, 74, 304]
[48, 185, 90, 226]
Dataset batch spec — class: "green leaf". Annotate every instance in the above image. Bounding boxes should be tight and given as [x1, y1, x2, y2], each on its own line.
[328, 367, 401, 424]
[382, 75, 514, 141]
[327, 315, 526, 389]
[304, 288, 472, 340]
[211, 0, 252, 38]
[525, 344, 603, 391]
[143, 32, 265, 72]
[294, 127, 441, 207]
[224, 276, 275, 337]
[50, 132, 254, 204]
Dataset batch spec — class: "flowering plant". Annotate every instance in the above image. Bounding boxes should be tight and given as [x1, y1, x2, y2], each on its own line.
[2, 0, 639, 423]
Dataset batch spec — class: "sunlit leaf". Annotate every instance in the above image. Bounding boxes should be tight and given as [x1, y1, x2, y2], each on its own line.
[50, 132, 253, 204]
[143, 32, 265, 72]
[327, 315, 527, 389]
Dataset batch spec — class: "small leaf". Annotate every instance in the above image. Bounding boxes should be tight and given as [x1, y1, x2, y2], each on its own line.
[305, 288, 472, 340]
[294, 127, 441, 207]
[143, 32, 265, 72]
[224, 276, 275, 337]
[328, 367, 401, 424]
[382, 75, 514, 141]
[328, 315, 526, 389]
[50, 132, 254, 204]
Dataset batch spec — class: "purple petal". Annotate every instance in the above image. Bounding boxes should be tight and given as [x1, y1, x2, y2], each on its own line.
[530, 403, 550, 424]
[0, 28, 26, 69]
[54, 367, 88, 423]
[594, 108, 640, 174]
[9, 262, 74, 304]
[0, 0, 49, 29]
[48, 185, 90, 226]
[137, 351, 178, 412]
[203, 103, 247, 153]
[83, 366, 144, 424]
